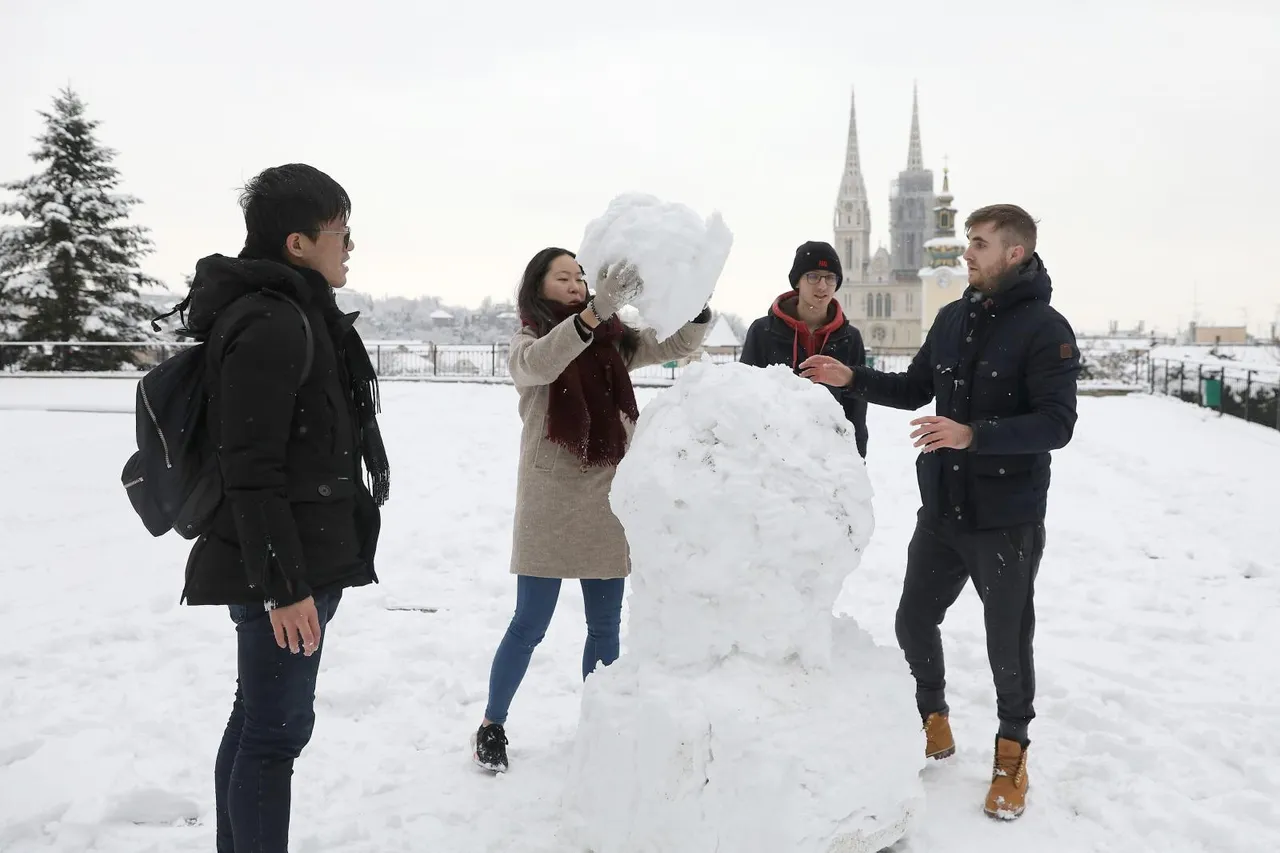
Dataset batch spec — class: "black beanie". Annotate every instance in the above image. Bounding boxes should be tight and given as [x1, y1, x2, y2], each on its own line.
[788, 241, 843, 291]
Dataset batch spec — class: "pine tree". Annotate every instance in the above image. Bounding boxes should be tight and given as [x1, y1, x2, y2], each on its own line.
[0, 88, 161, 370]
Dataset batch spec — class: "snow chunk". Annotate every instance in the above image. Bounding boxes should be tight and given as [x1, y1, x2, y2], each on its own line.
[562, 362, 924, 853]
[577, 193, 733, 340]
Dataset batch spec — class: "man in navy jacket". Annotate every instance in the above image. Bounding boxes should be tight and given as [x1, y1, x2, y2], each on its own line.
[800, 205, 1079, 821]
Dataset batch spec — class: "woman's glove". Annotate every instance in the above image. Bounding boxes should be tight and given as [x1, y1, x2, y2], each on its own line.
[591, 260, 644, 320]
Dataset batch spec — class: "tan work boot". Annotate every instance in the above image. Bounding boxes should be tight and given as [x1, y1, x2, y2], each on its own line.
[984, 737, 1029, 820]
[923, 712, 956, 760]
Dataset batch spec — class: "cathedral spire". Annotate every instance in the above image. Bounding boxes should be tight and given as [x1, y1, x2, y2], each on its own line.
[842, 87, 867, 198]
[833, 86, 871, 292]
[906, 82, 924, 171]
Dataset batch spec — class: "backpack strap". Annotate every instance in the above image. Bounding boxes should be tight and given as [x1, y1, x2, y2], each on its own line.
[262, 291, 315, 389]
[151, 294, 193, 334]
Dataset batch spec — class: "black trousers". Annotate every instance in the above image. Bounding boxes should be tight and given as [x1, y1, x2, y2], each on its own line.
[894, 513, 1045, 743]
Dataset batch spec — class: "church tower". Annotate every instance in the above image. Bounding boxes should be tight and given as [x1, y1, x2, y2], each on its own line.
[919, 166, 969, 334]
[833, 88, 872, 289]
[890, 84, 935, 278]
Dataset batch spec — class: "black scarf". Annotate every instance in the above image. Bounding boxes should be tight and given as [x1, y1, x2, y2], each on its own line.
[228, 246, 391, 507]
[315, 287, 391, 507]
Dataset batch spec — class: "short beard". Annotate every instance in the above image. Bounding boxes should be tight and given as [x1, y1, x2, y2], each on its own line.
[972, 260, 1018, 295]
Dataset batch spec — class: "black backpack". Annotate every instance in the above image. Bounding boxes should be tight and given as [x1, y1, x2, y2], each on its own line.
[122, 291, 314, 539]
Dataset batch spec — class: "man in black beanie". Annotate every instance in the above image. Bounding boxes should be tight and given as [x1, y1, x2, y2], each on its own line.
[739, 240, 869, 457]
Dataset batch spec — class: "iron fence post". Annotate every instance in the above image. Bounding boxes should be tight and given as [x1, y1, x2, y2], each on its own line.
[1245, 371, 1253, 423]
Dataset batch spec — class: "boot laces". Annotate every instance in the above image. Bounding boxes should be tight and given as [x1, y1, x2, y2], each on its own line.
[993, 746, 1025, 782]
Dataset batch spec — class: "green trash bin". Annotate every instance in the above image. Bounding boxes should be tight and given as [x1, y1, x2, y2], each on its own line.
[866, 354, 877, 369]
[1202, 376, 1222, 409]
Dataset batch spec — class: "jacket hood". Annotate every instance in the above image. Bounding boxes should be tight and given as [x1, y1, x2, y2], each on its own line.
[185, 254, 330, 335]
[768, 291, 849, 368]
[769, 291, 847, 336]
[966, 253, 1052, 310]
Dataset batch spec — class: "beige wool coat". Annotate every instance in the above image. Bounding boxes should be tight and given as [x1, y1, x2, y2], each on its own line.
[508, 315, 711, 580]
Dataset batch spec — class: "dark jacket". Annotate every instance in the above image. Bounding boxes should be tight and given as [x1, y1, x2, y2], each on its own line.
[849, 255, 1079, 529]
[740, 292, 869, 457]
[180, 255, 381, 607]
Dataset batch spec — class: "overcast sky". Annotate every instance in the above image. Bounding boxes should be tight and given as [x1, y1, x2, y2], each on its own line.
[3, 0, 1278, 335]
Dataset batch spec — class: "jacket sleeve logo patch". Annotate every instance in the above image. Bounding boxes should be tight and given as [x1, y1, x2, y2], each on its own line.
[1060, 343, 1074, 359]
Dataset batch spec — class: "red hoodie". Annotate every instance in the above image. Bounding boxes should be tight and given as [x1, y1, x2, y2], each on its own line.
[769, 291, 847, 368]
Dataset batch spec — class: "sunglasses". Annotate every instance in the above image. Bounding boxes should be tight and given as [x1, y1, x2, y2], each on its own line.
[317, 227, 352, 250]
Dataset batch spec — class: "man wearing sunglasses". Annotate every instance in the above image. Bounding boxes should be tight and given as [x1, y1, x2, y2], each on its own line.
[179, 163, 390, 852]
[739, 240, 869, 458]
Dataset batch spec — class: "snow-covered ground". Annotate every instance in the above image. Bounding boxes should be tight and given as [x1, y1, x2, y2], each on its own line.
[1, 377, 1277, 853]
[1150, 344, 1280, 376]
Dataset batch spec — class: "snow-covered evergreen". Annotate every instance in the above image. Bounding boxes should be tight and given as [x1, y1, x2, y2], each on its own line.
[0, 88, 161, 370]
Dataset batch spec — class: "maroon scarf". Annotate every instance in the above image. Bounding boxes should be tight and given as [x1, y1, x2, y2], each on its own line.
[523, 303, 639, 467]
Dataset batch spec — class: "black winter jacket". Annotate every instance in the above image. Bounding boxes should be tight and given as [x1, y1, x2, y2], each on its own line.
[180, 256, 381, 607]
[741, 292, 869, 457]
[849, 255, 1079, 529]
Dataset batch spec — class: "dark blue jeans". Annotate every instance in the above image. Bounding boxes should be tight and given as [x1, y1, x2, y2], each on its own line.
[484, 576, 625, 725]
[215, 590, 342, 853]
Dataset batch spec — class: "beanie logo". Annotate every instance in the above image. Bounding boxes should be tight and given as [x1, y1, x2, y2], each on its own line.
[817, 260, 828, 268]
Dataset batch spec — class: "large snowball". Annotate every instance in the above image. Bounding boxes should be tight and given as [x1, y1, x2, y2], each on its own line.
[561, 362, 925, 853]
[577, 193, 733, 340]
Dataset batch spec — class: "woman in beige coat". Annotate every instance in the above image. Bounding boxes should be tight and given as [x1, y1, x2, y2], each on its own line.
[472, 247, 712, 772]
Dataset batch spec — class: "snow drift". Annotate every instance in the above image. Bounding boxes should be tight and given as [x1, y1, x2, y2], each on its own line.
[576, 193, 732, 340]
[561, 361, 925, 853]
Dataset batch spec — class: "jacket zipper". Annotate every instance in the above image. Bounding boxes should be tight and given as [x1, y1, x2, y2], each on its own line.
[139, 381, 172, 469]
[263, 537, 294, 599]
[124, 476, 144, 488]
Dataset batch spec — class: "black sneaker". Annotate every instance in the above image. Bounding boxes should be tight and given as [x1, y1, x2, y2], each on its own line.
[472, 723, 508, 772]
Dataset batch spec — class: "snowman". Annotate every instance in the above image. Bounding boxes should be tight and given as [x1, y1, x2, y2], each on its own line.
[560, 360, 926, 853]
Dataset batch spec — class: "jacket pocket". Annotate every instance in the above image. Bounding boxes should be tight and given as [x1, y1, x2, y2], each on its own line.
[970, 359, 1021, 416]
[532, 414, 559, 471]
[533, 438, 560, 471]
[968, 455, 1035, 478]
[288, 476, 357, 503]
[966, 454, 1045, 525]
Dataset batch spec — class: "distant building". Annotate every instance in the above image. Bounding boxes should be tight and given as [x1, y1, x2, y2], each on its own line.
[701, 315, 742, 356]
[430, 308, 455, 328]
[1189, 324, 1248, 345]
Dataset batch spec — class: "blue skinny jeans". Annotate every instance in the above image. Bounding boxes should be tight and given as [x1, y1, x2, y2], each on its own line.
[484, 575, 624, 725]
